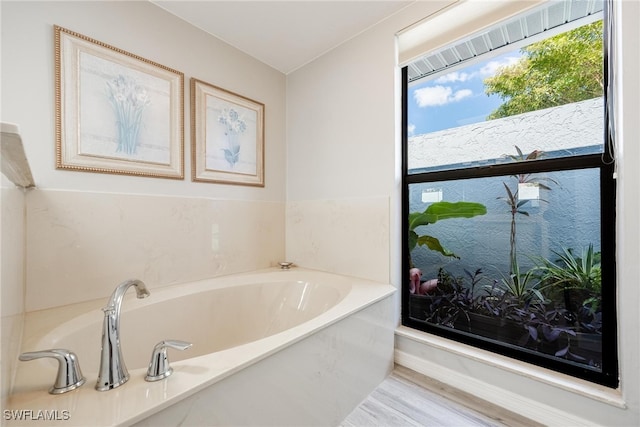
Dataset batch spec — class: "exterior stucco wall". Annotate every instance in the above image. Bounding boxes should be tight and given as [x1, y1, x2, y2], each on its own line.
[409, 97, 603, 172]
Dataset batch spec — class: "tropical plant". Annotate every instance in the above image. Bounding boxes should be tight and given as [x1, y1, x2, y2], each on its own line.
[499, 146, 557, 273]
[512, 304, 587, 362]
[492, 259, 545, 306]
[476, 280, 518, 319]
[536, 244, 601, 293]
[423, 268, 479, 327]
[500, 181, 528, 273]
[581, 310, 602, 334]
[536, 244, 602, 318]
[465, 268, 486, 307]
[408, 201, 487, 264]
[503, 146, 559, 191]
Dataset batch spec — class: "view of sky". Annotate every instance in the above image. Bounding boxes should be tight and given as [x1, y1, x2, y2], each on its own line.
[408, 51, 522, 136]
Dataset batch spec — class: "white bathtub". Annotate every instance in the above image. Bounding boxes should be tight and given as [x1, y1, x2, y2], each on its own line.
[7, 268, 396, 426]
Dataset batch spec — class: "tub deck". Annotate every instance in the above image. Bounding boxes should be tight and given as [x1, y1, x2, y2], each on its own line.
[7, 268, 395, 426]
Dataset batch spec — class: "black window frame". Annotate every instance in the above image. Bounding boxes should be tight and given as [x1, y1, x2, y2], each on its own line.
[400, 7, 618, 388]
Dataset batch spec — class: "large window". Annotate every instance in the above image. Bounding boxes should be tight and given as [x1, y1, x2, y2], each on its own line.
[401, 0, 617, 387]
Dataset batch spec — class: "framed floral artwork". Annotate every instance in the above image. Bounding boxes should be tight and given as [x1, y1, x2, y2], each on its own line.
[55, 25, 184, 179]
[191, 78, 265, 186]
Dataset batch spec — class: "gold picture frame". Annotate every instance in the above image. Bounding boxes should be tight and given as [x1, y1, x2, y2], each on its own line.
[191, 78, 265, 186]
[55, 25, 184, 179]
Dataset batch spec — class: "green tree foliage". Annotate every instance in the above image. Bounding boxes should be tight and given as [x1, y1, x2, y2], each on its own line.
[484, 20, 603, 120]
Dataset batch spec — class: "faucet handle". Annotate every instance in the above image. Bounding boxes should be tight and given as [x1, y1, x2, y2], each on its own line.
[19, 349, 86, 394]
[145, 340, 192, 382]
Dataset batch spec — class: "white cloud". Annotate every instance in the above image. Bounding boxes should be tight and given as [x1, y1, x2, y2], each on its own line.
[414, 86, 451, 107]
[452, 89, 473, 102]
[408, 123, 416, 136]
[479, 55, 520, 76]
[435, 71, 471, 83]
[414, 85, 473, 107]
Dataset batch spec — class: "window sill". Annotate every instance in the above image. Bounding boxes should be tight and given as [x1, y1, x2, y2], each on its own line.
[395, 325, 626, 409]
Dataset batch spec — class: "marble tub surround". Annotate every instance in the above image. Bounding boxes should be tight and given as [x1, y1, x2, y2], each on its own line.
[286, 196, 390, 283]
[134, 291, 395, 427]
[1, 184, 27, 405]
[25, 189, 285, 311]
[8, 268, 396, 427]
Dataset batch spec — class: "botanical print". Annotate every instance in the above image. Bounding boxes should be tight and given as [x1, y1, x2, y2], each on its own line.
[191, 77, 263, 185]
[218, 107, 247, 167]
[204, 95, 258, 175]
[78, 51, 172, 165]
[106, 74, 151, 155]
[55, 25, 183, 179]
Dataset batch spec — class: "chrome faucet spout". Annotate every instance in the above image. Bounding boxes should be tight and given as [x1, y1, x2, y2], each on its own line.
[96, 279, 149, 391]
[105, 279, 150, 327]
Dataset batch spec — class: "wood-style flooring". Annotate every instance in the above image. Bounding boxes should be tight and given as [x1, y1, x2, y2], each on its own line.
[340, 365, 543, 427]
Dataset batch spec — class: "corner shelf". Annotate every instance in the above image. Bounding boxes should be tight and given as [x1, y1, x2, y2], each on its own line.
[1, 122, 35, 188]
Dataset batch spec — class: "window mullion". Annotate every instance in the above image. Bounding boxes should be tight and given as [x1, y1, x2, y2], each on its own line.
[407, 154, 607, 184]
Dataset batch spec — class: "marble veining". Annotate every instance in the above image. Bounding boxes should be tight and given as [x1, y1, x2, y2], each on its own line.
[25, 190, 285, 311]
[286, 197, 390, 283]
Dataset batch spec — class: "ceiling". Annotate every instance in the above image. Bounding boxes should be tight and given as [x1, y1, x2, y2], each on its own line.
[150, 0, 413, 74]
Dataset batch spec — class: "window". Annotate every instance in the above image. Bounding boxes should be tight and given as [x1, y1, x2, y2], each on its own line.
[401, 0, 617, 387]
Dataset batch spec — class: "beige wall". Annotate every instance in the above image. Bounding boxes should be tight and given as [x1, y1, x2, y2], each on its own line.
[1, 1, 286, 201]
[0, 1, 288, 313]
[285, 1, 455, 284]
[286, 0, 640, 425]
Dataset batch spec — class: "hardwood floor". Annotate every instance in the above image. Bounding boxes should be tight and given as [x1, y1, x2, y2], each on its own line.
[340, 365, 542, 427]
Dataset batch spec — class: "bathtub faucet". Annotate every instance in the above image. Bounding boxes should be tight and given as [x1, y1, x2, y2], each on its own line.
[96, 279, 150, 391]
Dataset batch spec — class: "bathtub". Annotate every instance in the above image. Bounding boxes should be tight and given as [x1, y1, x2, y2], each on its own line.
[7, 268, 396, 426]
